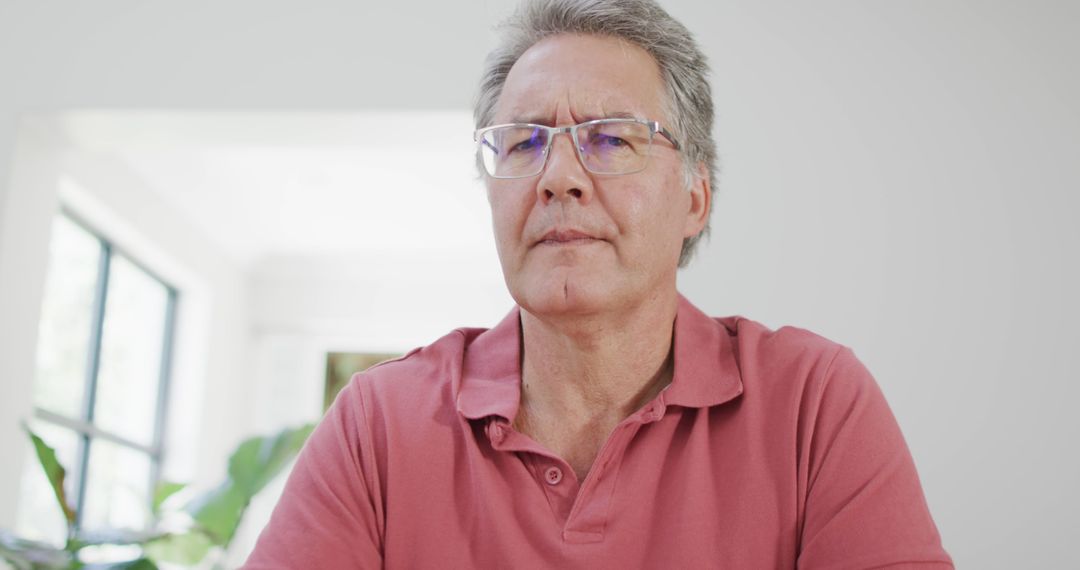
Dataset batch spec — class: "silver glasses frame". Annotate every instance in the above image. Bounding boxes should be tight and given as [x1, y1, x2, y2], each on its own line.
[474, 117, 682, 179]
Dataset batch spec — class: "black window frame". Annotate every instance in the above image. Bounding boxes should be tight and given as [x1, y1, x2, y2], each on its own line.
[32, 207, 178, 529]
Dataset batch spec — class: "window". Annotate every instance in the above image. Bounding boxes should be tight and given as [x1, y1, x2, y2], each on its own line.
[17, 211, 177, 542]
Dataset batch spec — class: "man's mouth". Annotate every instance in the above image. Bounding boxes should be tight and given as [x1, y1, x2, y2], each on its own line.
[537, 229, 602, 246]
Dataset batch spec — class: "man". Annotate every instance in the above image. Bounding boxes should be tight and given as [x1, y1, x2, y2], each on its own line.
[244, 0, 953, 567]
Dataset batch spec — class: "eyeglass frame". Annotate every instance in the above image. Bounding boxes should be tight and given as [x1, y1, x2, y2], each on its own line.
[473, 117, 682, 179]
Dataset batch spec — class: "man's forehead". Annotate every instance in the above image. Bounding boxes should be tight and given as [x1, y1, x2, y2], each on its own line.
[493, 34, 667, 125]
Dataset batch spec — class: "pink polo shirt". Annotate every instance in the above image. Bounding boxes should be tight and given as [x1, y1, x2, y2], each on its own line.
[244, 295, 952, 569]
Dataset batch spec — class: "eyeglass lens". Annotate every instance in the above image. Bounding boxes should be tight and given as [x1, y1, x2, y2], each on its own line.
[480, 121, 654, 178]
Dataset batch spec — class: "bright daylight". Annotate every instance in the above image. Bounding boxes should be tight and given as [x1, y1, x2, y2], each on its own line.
[0, 1, 1076, 569]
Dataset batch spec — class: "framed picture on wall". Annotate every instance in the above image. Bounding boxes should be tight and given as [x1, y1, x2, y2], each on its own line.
[323, 352, 400, 412]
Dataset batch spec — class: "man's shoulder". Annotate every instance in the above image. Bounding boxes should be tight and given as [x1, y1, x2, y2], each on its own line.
[346, 325, 489, 412]
[357, 326, 483, 384]
[717, 314, 880, 414]
[718, 314, 846, 360]
[716, 314, 852, 398]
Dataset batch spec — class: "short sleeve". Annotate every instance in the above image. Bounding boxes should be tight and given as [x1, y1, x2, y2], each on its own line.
[796, 347, 953, 569]
[241, 375, 384, 569]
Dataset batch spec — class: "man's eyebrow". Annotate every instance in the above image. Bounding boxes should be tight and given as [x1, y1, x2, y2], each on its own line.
[505, 111, 640, 125]
[506, 115, 552, 125]
[590, 111, 638, 121]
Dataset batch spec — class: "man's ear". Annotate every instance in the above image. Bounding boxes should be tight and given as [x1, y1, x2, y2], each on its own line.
[683, 162, 711, 238]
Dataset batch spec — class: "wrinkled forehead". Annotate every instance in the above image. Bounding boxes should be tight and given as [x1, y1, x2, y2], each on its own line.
[493, 33, 669, 126]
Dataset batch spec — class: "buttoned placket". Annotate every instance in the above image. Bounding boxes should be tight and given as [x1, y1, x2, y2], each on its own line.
[484, 399, 668, 544]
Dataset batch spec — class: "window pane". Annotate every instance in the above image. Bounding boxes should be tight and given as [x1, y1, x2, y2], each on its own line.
[33, 215, 100, 419]
[15, 422, 81, 546]
[94, 254, 168, 446]
[81, 439, 152, 531]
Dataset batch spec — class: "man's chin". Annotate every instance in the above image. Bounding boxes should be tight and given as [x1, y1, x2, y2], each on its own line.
[510, 277, 614, 319]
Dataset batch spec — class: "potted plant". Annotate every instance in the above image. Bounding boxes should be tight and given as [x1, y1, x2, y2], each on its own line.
[0, 422, 313, 569]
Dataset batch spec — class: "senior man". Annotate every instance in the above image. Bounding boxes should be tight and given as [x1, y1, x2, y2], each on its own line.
[244, 0, 952, 567]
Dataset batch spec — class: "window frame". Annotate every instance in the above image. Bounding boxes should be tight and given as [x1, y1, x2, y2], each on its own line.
[32, 208, 178, 529]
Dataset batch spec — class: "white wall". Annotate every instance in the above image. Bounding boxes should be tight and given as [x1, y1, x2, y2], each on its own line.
[0, 119, 64, 529]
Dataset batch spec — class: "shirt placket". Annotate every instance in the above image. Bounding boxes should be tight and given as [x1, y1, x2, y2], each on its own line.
[485, 400, 667, 544]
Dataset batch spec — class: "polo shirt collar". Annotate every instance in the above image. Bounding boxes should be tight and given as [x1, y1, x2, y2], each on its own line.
[456, 294, 744, 421]
[664, 294, 745, 408]
[457, 307, 524, 421]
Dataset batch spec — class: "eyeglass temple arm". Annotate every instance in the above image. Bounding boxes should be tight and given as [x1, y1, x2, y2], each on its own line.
[654, 123, 682, 151]
[480, 138, 499, 156]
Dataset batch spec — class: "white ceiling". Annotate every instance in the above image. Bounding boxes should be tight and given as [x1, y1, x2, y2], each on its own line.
[0, 0, 517, 109]
[58, 111, 496, 262]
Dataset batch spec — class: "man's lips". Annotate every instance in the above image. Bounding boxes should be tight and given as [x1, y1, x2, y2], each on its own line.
[536, 229, 603, 246]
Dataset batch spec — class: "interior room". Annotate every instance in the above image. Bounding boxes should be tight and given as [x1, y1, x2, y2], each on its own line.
[1, 1, 1076, 568]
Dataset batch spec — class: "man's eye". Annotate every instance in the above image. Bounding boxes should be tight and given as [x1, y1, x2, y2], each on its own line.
[510, 139, 541, 152]
[592, 134, 630, 148]
[507, 131, 546, 153]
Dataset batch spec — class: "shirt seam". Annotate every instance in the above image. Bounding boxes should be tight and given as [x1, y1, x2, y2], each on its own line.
[796, 344, 850, 552]
[350, 378, 386, 553]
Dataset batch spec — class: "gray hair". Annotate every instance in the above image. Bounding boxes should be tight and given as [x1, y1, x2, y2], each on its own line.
[475, 0, 717, 266]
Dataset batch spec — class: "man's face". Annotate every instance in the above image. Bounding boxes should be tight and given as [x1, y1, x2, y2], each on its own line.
[486, 33, 709, 318]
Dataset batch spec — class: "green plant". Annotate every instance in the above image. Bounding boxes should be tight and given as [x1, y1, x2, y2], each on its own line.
[0, 422, 313, 570]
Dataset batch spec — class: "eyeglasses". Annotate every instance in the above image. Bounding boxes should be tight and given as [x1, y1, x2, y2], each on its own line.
[474, 117, 681, 179]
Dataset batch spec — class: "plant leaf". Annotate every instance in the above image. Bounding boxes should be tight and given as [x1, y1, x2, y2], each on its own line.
[184, 482, 247, 546]
[228, 424, 314, 497]
[185, 423, 313, 548]
[23, 423, 77, 527]
[151, 481, 186, 517]
[143, 531, 213, 566]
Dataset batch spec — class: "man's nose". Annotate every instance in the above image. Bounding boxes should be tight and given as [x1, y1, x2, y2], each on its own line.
[535, 133, 594, 204]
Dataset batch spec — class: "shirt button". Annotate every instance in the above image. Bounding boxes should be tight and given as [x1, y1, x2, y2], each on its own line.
[489, 423, 505, 443]
[544, 466, 563, 485]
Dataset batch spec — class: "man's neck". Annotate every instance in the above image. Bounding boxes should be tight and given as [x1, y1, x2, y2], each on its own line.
[517, 292, 679, 426]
